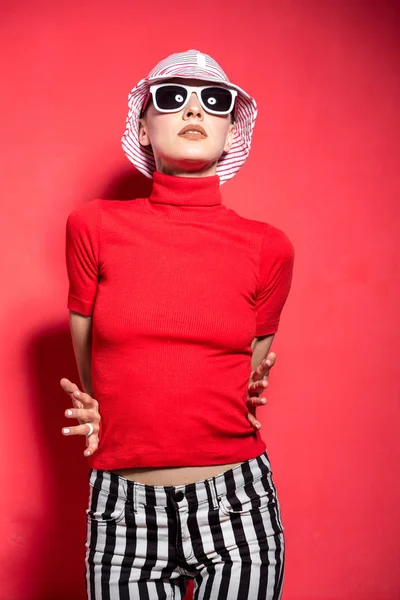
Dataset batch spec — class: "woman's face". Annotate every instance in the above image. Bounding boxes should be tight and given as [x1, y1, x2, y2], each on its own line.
[138, 77, 236, 177]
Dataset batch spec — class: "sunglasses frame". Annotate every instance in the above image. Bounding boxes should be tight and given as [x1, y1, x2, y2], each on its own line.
[147, 83, 238, 116]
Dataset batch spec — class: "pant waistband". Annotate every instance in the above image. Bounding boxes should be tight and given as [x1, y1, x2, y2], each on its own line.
[88, 451, 273, 511]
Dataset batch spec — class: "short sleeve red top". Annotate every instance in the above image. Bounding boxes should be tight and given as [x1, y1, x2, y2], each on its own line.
[65, 171, 295, 470]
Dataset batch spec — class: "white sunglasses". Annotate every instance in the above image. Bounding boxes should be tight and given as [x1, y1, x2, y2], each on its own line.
[143, 83, 238, 116]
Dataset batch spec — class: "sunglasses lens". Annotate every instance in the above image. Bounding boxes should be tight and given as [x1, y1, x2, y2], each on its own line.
[201, 87, 233, 112]
[155, 85, 188, 110]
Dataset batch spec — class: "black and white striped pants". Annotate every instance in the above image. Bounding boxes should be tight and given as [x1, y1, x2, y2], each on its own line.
[84, 450, 285, 599]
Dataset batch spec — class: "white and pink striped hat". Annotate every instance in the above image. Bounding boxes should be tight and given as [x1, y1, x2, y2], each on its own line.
[121, 49, 258, 184]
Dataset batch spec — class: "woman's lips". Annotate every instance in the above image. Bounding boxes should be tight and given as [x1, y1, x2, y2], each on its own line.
[178, 131, 207, 140]
[178, 125, 207, 139]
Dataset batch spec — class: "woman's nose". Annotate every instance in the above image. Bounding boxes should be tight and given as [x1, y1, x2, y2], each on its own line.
[184, 91, 204, 118]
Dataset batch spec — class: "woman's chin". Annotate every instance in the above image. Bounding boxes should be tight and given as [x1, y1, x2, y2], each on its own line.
[161, 151, 220, 169]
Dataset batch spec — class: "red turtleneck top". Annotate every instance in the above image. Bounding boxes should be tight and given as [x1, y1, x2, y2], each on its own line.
[65, 171, 295, 469]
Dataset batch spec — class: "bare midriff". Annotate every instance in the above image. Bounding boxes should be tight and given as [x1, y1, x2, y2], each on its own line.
[111, 462, 244, 486]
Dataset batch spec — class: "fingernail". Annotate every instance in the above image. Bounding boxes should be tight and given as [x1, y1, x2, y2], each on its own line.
[63, 428, 70, 434]
[75, 390, 80, 396]
[66, 410, 73, 416]
[262, 381, 268, 387]
[86, 450, 91, 456]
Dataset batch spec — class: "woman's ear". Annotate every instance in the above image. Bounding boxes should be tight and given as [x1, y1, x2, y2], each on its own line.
[223, 122, 236, 154]
[138, 118, 151, 147]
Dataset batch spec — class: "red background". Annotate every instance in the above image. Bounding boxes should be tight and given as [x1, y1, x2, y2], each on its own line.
[0, 1, 399, 599]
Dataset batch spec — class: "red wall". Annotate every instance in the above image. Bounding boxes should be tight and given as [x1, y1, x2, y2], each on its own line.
[1, 1, 399, 599]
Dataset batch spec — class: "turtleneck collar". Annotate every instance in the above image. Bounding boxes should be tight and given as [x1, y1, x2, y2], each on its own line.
[142, 170, 227, 222]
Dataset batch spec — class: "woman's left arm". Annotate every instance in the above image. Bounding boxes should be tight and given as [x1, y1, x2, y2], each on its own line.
[246, 334, 276, 430]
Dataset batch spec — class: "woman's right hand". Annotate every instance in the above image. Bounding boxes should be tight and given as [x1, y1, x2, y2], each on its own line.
[59, 378, 101, 457]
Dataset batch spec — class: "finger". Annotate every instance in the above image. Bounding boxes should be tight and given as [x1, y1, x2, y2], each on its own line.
[247, 396, 267, 406]
[60, 377, 80, 395]
[72, 388, 98, 409]
[250, 379, 268, 389]
[260, 352, 276, 370]
[262, 352, 276, 372]
[84, 436, 99, 457]
[247, 413, 262, 430]
[259, 352, 276, 373]
[251, 363, 268, 382]
[251, 380, 269, 391]
[62, 422, 98, 437]
[60, 378, 85, 408]
[64, 408, 95, 422]
[247, 380, 268, 399]
[252, 352, 276, 383]
[265, 351, 276, 365]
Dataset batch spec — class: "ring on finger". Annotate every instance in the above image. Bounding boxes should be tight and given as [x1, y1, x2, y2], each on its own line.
[86, 423, 94, 436]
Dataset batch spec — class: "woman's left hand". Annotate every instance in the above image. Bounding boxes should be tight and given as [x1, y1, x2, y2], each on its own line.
[246, 352, 276, 430]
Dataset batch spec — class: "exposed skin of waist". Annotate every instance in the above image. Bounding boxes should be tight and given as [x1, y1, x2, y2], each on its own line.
[111, 462, 244, 485]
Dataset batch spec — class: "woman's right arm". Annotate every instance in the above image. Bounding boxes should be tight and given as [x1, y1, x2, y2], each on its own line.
[63, 202, 101, 455]
[69, 310, 94, 398]
[60, 310, 100, 456]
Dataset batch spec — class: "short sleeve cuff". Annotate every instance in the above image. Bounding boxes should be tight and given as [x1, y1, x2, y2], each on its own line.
[67, 295, 94, 316]
[254, 320, 280, 337]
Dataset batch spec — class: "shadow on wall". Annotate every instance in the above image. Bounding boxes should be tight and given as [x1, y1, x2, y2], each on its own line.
[101, 165, 153, 201]
[21, 168, 193, 599]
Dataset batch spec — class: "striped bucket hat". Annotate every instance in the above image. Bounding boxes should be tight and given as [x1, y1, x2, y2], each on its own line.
[121, 49, 258, 184]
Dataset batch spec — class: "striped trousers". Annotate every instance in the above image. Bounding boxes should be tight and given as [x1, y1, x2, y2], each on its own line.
[84, 450, 285, 599]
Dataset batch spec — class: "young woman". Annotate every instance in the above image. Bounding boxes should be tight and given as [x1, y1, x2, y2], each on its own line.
[61, 49, 295, 600]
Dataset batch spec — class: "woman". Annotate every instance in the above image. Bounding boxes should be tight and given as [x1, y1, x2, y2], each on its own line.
[61, 49, 295, 600]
